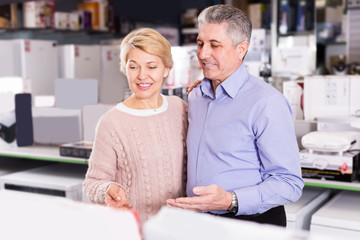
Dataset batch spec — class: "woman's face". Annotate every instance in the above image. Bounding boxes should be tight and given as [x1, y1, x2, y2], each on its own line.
[125, 48, 170, 101]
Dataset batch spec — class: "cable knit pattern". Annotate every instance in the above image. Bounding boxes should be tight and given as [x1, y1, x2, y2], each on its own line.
[83, 96, 187, 224]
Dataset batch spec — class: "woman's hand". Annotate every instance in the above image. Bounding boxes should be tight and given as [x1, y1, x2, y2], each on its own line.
[187, 79, 203, 95]
[105, 183, 133, 209]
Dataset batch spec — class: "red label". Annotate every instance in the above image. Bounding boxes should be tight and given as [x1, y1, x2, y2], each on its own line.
[25, 40, 30, 52]
[107, 50, 112, 61]
[342, 162, 348, 172]
[75, 46, 79, 57]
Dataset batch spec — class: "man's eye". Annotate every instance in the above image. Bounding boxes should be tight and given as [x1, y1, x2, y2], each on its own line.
[149, 66, 157, 69]
[211, 45, 219, 48]
[197, 42, 203, 48]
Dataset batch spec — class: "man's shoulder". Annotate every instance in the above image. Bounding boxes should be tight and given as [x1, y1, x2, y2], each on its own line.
[187, 83, 204, 101]
[247, 75, 282, 98]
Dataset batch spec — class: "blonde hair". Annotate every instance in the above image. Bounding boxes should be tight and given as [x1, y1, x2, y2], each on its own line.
[120, 28, 173, 77]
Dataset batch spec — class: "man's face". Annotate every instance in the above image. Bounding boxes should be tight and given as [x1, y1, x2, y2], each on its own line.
[196, 22, 246, 82]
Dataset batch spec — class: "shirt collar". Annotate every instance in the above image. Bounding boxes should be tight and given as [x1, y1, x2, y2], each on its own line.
[199, 64, 249, 99]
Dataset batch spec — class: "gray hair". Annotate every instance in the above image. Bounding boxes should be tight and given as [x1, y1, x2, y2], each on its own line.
[198, 4, 252, 47]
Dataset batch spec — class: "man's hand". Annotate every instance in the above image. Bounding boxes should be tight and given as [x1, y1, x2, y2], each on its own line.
[166, 184, 232, 212]
[187, 79, 203, 95]
[105, 183, 133, 209]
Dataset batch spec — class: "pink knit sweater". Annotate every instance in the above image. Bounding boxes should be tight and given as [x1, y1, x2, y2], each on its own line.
[83, 96, 187, 224]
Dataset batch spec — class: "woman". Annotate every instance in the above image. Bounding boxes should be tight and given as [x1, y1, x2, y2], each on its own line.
[83, 28, 187, 224]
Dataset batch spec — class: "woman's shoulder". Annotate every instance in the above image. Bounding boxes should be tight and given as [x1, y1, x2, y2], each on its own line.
[165, 95, 187, 109]
[97, 106, 123, 125]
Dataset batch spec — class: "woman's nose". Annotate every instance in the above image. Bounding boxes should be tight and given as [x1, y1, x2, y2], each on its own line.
[137, 68, 148, 79]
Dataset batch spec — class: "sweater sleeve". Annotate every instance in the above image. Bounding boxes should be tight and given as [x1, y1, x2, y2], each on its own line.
[83, 114, 120, 204]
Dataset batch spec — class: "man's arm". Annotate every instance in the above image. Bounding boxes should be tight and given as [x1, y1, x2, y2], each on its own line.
[234, 94, 304, 215]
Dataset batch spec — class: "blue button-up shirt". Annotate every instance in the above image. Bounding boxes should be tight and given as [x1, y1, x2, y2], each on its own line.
[186, 64, 304, 215]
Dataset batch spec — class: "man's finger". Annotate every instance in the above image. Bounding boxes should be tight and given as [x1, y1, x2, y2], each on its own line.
[168, 201, 202, 211]
[193, 185, 215, 195]
[174, 196, 207, 205]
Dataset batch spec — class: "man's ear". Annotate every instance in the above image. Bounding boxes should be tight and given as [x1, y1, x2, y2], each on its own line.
[236, 41, 249, 60]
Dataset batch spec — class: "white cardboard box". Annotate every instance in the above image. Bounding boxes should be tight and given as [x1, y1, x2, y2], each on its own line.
[310, 191, 360, 239]
[55, 78, 98, 109]
[144, 206, 334, 240]
[300, 150, 360, 182]
[0, 163, 87, 201]
[99, 45, 129, 103]
[58, 44, 101, 81]
[0, 190, 141, 240]
[285, 188, 330, 230]
[32, 107, 82, 144]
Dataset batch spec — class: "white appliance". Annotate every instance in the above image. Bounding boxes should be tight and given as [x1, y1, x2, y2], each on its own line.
[285, 188, 330, 230]
[55, 78, 98, 109]
[301, 131, 357, 154]
[244, 29, 271, 79]
[32, 107, 82, 144]
[0, 40, 17, 77]
[0, 163, 87, 201]
[349, 75, 360, 116]
[0, 39, 58, 103]
[99, 45, 129, 103]
[294, 120, 317, 150]
[317, 116, 360, 132]
[58, 44, 101, 81]
[304, 75, 360, 120]
[283, 80, 304, 120]
[0, 77, 29, 114]
[165, 46, 191, 88]
[144, 206, 332, 240]
[316, 116, 360, 153]
[0, 190, 142, 240]
[310, 191, 360, 239]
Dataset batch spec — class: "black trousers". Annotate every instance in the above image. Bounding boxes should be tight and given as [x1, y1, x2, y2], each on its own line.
[208, 205, 287, 227]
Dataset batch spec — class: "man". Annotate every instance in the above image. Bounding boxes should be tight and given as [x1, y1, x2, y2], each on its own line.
[166, 5, 304, 226]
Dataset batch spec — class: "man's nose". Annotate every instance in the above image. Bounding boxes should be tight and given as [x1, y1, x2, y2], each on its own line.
[198, 44, 211, 59]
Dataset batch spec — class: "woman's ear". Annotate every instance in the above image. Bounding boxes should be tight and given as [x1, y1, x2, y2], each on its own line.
[236, 41, 249, 60]
[163, 67, 171, 79]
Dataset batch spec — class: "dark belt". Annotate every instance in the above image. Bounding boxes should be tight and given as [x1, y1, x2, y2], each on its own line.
[207, 205, 286, 227]
[207, 211, 261, 218]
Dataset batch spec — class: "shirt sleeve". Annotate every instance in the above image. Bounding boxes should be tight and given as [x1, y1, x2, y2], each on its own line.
[235, 94, 304, 215]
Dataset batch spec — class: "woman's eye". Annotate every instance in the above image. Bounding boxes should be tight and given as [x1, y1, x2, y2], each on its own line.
[149, 66, 157, 69]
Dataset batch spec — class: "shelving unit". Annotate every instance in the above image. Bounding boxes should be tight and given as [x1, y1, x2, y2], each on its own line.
[0, 145, 87, 164]
[304, 178, 360, 192]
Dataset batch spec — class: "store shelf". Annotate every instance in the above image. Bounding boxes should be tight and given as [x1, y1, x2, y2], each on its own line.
[0, 145, 87, 164]
[304, 178, 360, 192]
[0, 27, 115, 35]
[316, 41, 346, 46]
